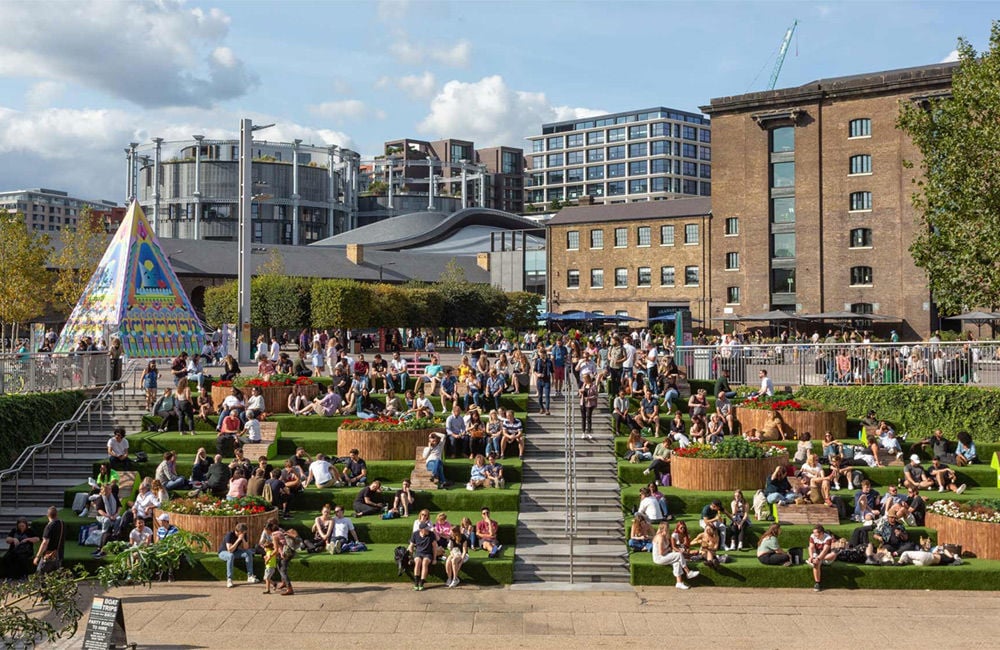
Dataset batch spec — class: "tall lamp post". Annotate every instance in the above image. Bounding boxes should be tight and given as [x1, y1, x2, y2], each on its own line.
[237, 118, 274, 364]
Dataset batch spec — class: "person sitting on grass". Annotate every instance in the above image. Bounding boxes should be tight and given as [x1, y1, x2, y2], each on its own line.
[422, 432, 449, 488]
[500, 409, 525, 459]
[955, 431, 977, 466]
[341, 448, 368, 487]
[807, 524, 837, 591]
[412, 391, 435, 419]
[295, 384, 342, 417]
[667, 412, 690, 448]
[716, 392, 735, 435]
[902, 455, 936, 491]
[197, 392, 215, 426]
[413, 353, 443, 397]
[690, 520, 721, 568]
[484, 409, 504, 457]
[476, 508, 503, 558]
[853, 480, 881, 523]
[626, 429, 653, 463]
[329, 505, 360, 554]
[633, 388, 660, 436]
[287, 385, 309, 415]
[445, 527, 470, 588]
[303, 453, 337, 489]
[467, 454, 489, 491]
[868, 421, 903, 465]
[896, 536, 963, 566]
[636, 487, 665, 524]
[756, 524, 792, 566]
[688, 414, 708, 445]
[706, 413, 726, 445]
[628, 513, 655, 552]
[408, 522, 437, 592]
[800, 452, 834, 506]
[765, 466, 798, 506]
[928, 457, 967, 494]
[612, 388, 638, 436]
[392, 479, 415, 517]
[653, 522, 700, 590]
[904, 485, 927, 526]
[439, 368, 460, 413]
[484, 453, 505, 489]
[445, 404, 469, 459]
[353, 480, 385, 517]
[670, 521, 693, 559]
[643, 440, 672, 482]
[237, 411, 262, 449]
[728, 489, 751, 551]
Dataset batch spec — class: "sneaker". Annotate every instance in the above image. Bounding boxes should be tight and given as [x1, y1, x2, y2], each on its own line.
[226, 579, 234, 588]
[957, 483, 967, 494]
[413, 583, 420, 591]
[466, 483, 475, 491]
[642, 469, 651, 476]
[737, 543, 744, 551]
[333, 539, 343, 554]
[247, 575, 260, 584]
[686, 570, 700, 580]
[498, 478, 506, 489]
[445, 578, 454, 588]
[832, 482, 841, 491]
[452, 576, 460, 588]
[814, 582, 822, 592]
[938, 487, 945, 492]
[675, 582, 690, 590]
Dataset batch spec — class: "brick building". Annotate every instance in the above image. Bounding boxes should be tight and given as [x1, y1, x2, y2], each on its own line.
[546, 197, 711, 322]
[702, 62, 956, 339]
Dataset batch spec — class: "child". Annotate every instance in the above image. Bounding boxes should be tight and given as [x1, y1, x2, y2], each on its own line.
[459, 516, 477, 550]
[262, 542, 278, 594]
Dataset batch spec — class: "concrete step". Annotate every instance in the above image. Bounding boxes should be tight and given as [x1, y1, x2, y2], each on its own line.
[512, 569, 631, 584]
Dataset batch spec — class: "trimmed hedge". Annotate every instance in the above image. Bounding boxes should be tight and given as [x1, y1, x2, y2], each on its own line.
[795, 385, 1000, 442]
[0, 390, 86, 466]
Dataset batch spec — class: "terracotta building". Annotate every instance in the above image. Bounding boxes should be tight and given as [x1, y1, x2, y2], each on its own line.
[702, 62, 956, 338]
[546, 197, 711, 322]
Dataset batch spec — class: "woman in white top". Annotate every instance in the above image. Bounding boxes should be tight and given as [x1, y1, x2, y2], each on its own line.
[652, 522, 699, 590]
[310, 342, 325, 377]
[800, 452, 833, 505]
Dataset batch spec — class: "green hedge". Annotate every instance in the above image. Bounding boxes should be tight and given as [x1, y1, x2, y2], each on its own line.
[795, 385, 1000, 442]
[0, 390, 86, 466]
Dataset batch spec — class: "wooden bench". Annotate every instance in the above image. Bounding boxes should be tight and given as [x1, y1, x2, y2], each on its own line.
[242, 421, 278, 460]
[773, 502, 840, 525]
[409, 447, 437, 490]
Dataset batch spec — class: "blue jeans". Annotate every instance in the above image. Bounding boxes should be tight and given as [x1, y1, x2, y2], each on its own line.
[164, 476, 188, 491]
[766, 491, 796, 505]
[662, 388, 679, 411]
[426, 459, 447, 484]
[485, 437, 501, 456]
[537, 381, 551, 412]
[218, 548, 255, 580]
[464, 391, 482, 410]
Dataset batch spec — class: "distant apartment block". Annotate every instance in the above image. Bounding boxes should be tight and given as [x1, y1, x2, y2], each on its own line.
[525, 107, 711, 208]
[0, 188, 118, 232]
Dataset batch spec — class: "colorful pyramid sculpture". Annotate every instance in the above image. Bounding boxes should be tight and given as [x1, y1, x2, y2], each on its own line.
[56, 200, 205, 357]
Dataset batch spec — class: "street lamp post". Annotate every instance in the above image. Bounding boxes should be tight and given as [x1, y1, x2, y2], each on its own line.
[379, 261, 396, 282]
[237, 118, 274, 364]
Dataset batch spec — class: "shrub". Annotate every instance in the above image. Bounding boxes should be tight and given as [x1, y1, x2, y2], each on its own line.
[162, 495, 272, 516]
[739, 396, 826, 412]
[672, 438, 786, 459]
[0, 391, 86, 466]
[928, 499, 1000, 524]
[794, 385, 1000, 442]
[339, 416, 443, 432]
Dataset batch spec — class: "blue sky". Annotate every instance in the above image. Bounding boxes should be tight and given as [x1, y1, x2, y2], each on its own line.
[0, 0, 993, 202]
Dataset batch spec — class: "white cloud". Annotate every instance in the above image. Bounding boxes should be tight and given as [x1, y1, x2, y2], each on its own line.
[307, 100, 386, 122]
[418, 75, 604, 147]
[377, 72, 437, 99]
[431, 41, 471, 68]
[388, 31, 471, 68]
[376, 0, 410, 23]
[941, 49, 960, 63]
[25, 81, 65, 109]
[0, 1, 257, 108]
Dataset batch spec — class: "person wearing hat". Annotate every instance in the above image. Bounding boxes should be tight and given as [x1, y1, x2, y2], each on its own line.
[902, 455, 935, 491]
[156, 513, 179, 542]
[408, 522, 437, 591]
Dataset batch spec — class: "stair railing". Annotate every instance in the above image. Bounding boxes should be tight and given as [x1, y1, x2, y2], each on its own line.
[562, 381, 579, 583]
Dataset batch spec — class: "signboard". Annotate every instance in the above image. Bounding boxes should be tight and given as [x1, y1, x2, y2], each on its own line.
[82, 596, 130, 650]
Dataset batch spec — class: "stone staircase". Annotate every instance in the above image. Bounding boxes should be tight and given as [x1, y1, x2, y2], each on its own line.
[513, 392, 629, 584]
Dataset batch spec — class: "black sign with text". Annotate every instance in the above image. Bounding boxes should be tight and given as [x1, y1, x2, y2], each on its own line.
[82, 596, 128, 650]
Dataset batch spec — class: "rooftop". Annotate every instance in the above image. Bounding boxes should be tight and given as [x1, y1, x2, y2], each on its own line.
[536, 106, 709, 135]
[546, 197, 712, 226]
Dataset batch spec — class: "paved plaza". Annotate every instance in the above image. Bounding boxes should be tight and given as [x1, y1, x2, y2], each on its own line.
[56, 582, 1000, 648]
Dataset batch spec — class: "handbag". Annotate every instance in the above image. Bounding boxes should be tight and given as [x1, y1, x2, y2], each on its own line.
[38, 521, 64, 573]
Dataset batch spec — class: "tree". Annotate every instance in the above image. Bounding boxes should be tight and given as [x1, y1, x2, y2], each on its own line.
[257, 248, 286, 276]
[505, 291, 543, 331]
[0, 210, 52, 350]
[311, 279, 374, 329]
[203, 281, 238, 328]
[897, 21, 1000, 314]
[51, 206, 108, 316]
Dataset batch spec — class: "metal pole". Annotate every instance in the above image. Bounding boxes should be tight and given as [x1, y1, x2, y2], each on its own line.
[128, 142, 139, 201]
[427, 157, 435, 211]
[460, 160, 468, 209]
[292, 139, 301, 245]
[152, 137, 163, 233]
[237, 119, 253, 364]
[193, 135, 203, 239]
[328, 146, 337, 236]
[387, 159, 394, 210]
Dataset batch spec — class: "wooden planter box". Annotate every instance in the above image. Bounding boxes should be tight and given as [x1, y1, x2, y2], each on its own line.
[210, 383, 320, 414]
[735, 407, 846, 440]
[338, 427, 446, 461]
[671, 454, 788, 491]
[154, 506, 278, 552]
[926, 512, 1000, 560]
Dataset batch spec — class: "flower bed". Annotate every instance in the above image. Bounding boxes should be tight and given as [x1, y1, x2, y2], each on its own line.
[156, 496, 276, 551]
[337, 417, 445, 460]
[210, 375, 319, 413]
[671, 439, 788, 491]
[926, 499, 1000, 560]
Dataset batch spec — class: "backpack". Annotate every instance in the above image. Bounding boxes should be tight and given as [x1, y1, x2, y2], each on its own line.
[281, 530, 302, 559]
[752, 489, 770, 521]
[262, 482, 274, 505]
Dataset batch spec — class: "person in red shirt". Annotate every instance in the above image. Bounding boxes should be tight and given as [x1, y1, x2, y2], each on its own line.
[475, 508, 503, 558]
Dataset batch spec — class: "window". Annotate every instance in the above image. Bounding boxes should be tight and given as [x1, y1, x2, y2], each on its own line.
[566, 150, 584, 165]
[660, 225, 675, 246]
[547, 136, 564, 150]
[629, 161, 647, 175]
[529, 173, 544, 187]
[607, 145, 626, 160]
[608, 127, 626, 142]
[850, 302, 874, 315]
[566, 185, 583, 199]
[566, 230, 579, 250]
[630, 179, 648, 194]
[771, 161, 795, 188]
[850, 191, 872, 211]
[567, 133, 584, 147]
[532, 156, 544, 169]
[850, 266, 873, 286]
[614, 227, 628, 247]
[587, 131, 604, 145]
[532, 140, 544, 153]
[547, 170, 563, 184]
[682, 161, 698, 177]
[651, 140, 669, 156]
[637, 226, 651, 246]
[849, 118, 871, 138]
[587, 148, 604, 163]
[607, 163, 626, 178]
[590, 268, 604, 288]
[629, 142, 647, 157]
[638, 267, 651, 287]
[590, 229, 604, 249]
[726, 286, 741, 304]
[700, 164, 711, 179]
[566, 167, 583, 182]
[586, 183, 604, 197]
[771, 126, 794, 153]
[682, 125, 697, 140]
[700, 146, 712, 161]
[684, 266, 699, 286]
[772, 268, 796, 293]
[682, 143, 698, 158]
[660, 266, 675, 286]
[629, 125, 647, 139]
[547, 153, 563, 167]
[850, 155, 872, 175]
[615, 267, 628, 287]
[547, 188, 563, 201]
[772, 233, 795, 259]
[607, 181, 626, 196]
[725, 252, 739, 270]
[651, 177, 667, 192]
[567, 269, 580, 288]
[772, 197, 795, 223]
[850, 228, 873, 248]
[650, 158, 668, 174]
[725, 217, 739, 236]
[684, 223, 699, 244]
[699, 129, 712, 143]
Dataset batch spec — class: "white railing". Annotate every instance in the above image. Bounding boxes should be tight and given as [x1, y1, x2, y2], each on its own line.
[0, 350, 113, 395]
[562, 384, 578, 583]
[675, 340, 1000, 387]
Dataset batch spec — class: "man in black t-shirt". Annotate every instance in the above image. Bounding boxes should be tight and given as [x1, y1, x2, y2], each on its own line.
[289, 447, 311, 473]
[353, 480, 384, 517]
[408, 523, 437, 591]
[341, 449, 368, 486]
[904, 486, 926, 526]
[265, 469, 290, 518]
[34, 506, 64, 574]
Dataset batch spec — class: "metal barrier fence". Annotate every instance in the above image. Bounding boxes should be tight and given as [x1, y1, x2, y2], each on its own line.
[0, 351, 114, 395]
[674, 341, 1000, 388]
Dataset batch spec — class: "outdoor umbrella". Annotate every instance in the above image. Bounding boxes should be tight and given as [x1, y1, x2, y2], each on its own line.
[601, 314, 641, 322]
[944, 310, 1000, 337]
[805, 311, 899, 322]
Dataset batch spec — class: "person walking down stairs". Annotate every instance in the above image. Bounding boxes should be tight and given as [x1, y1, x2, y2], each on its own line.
[578, 374, 599, 440]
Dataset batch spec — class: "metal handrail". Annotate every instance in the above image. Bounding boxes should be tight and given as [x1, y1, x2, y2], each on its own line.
[562, 381, 579, 583]
[0, 357, 144, 511]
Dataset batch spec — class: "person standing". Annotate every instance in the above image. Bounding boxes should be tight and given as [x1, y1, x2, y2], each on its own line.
[578, 373, 599, 440]
[33, 506, 64, 574]
[533, 347, 554, 416]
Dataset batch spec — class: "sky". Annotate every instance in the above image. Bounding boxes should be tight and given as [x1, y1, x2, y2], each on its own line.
[0, 0, 994, 203]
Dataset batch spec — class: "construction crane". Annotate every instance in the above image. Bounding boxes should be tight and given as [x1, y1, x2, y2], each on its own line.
[768, 20, 798, 90]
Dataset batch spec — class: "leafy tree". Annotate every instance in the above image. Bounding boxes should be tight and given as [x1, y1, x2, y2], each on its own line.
[51, 206, 108, 316]
[897, 21, 1000, 314]
[254, 276, 311, 332]
[505, 291, 543, 331]
[203, 281, 238, 328]
[548, 198, 563, 211]
[311, 279, 373, 329]
[0, 210, 52, 350]
[370, 283, 407, 327]
[257, 248, 286, 276]
[403, 287, 443, 328]
[367, 180, 388, 196]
